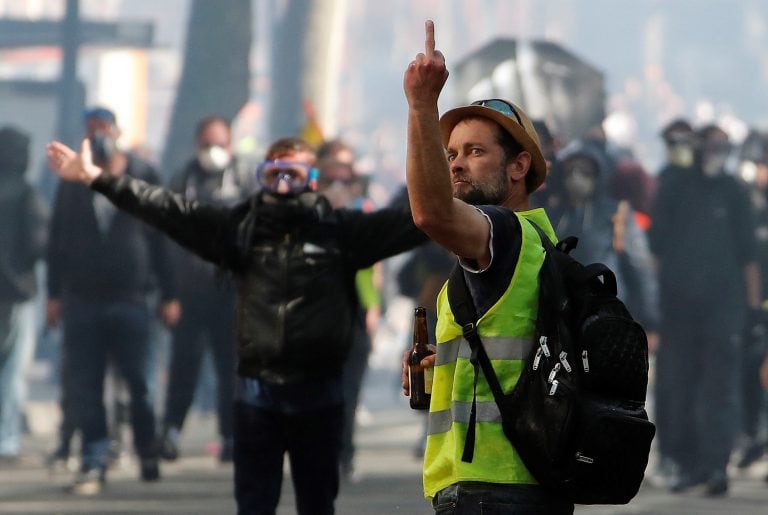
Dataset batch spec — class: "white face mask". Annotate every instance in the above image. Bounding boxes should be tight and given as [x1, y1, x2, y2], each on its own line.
[701, 152, 728, 177]
[197, 145, 231, 172]
[564, 167, 596, 203]
[667, 144, 694, 168]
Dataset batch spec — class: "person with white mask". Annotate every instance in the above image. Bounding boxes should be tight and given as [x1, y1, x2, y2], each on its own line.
[160, 115, 251, 463]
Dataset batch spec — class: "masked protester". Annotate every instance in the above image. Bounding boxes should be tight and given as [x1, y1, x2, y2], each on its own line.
[735, 130, 768, 470]
[657, 119, 696, 187]
[159, 116, 252, 464]
[46, 135, 426, 514]
[45, 106, 180, 495]
[649, 123, 761, 496]
[0, 126, 48, 464]
[549, 140, 659, 345]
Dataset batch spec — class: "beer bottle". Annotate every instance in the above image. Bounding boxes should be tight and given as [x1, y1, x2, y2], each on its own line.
[409, 306, 435, 410]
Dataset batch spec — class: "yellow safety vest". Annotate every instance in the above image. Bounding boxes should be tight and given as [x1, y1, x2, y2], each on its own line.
[423, 208, 556, 499]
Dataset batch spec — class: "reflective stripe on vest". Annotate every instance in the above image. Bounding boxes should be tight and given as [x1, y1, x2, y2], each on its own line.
[434, 336, 533, 366]
[422, 208, 557, 499]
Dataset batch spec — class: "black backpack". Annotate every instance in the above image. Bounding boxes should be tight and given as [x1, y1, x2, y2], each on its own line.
[448, 220, 655, 505]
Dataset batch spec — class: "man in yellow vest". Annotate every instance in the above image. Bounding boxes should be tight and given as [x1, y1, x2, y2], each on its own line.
[401, 20, 574, 514]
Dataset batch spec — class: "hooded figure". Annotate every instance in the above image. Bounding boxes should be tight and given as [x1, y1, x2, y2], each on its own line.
[0, 125, 48, 462]
[0, 126, 48, 303]
[549, 139, 659, 333]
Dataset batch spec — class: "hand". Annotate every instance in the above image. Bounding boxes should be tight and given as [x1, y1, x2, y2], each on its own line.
[46, 139, 103, 185]
[159, 300, 182, 328]
[401, 346, 437, 397]
[365, 306, 381, 336]
[46, 299, 62, 327]
[403, 20, 449, 109]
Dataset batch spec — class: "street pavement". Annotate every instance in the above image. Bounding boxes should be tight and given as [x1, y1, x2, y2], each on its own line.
[2, 367, 768, 514]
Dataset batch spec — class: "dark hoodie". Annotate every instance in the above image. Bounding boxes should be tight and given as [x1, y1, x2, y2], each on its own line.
[549, 139, 659, 331]
[0, 126, 48, 302]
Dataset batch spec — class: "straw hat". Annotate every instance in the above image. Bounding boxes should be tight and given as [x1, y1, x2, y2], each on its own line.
[439, 99, 547, 191]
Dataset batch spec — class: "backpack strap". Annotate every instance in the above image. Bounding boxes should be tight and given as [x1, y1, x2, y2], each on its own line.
[448, 264, 509, 463]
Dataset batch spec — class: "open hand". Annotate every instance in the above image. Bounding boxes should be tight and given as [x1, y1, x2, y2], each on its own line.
[46, 139, 103, 185]
[403, 20, 449, 109]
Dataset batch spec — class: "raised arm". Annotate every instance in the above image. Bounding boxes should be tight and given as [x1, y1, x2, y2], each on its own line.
[403, 20, 493, 265]
[46, 139, 240, 269]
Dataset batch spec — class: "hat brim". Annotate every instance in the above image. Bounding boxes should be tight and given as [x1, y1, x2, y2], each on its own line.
[439, 105, 548, 192]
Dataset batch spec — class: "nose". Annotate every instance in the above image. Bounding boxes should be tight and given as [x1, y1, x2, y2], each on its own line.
[449, 155, 465, 176]
[276, 175, 291, 194]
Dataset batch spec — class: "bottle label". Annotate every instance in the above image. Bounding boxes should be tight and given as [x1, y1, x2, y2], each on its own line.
[424, 367, 433, 394]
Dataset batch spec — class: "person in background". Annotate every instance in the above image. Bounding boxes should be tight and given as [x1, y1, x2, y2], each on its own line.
[315, 155, 382, 482]
[160, 115, 250, 464]
[548, 140, 659, 347]
[46, 106, 180, 495]
[46, 134, 425, 514]
[657, 119, 696, 186]
[650, 124, 760, 496]
[0, 126, 48, 464]
[401, 20, 573, 513]
[735, 129, 768, 470]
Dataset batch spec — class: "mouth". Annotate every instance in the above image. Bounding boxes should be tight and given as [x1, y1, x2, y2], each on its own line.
[452, 176, 471, 186]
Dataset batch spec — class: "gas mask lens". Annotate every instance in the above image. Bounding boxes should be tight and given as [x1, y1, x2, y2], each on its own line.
[256, 161, 318, 195]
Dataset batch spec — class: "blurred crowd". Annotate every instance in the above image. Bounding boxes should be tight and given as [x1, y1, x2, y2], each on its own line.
[2, 100, 768, 503]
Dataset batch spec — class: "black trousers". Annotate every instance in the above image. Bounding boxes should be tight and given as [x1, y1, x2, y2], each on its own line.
[655, 298, 743, 478]
[233, 401, 343, 515]
[163, 295, 236, 439]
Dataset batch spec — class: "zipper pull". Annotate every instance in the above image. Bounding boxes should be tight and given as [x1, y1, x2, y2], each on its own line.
[539, 335, 551, 358]
[549, 379, 559, 396]
[581, 350, 590, 373]
[559, 351, 572, 373]
[548, 363, 561, 383]
[532, 347, 543, 371]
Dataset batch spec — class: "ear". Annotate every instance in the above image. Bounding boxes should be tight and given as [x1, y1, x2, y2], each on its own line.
[506, 151, 532, 184]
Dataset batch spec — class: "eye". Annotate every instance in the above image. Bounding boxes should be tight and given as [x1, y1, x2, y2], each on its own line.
[446, 152, 456, 162]
[470, 147, 484, 156]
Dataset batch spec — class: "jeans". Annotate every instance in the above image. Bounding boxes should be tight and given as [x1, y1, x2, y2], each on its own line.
[0, 300, 37, 456]
[62, 296, 157, 471]
[432, 483, 574, 515]
[163, 294, 235, 439]
[233, 401, 343, 515]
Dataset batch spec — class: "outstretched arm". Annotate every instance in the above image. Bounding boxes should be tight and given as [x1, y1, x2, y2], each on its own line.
[46, 139, 240, 269]
[404, 20, 492, 266]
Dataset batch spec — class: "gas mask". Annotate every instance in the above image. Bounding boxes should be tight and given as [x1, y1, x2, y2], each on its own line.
[197, 145, 232, 172]
[89, 133, 118, 167]
[666, 143, 694, 168]
[563, 165, 597, 203]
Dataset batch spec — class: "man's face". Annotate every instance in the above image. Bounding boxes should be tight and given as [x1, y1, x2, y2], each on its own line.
[196, 120, 233, 171]
[562, 156, 598, 203]
[85, 117, 116, 139]
[197, 120, 231, 151]
[260, 149, 315, 195]
[700, 133, 731, 177]
[446, 118, 510, 206]
[317, 161, 357, 208]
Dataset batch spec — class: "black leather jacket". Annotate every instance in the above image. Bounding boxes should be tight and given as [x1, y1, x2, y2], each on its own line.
[91, 173, 426, 383]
